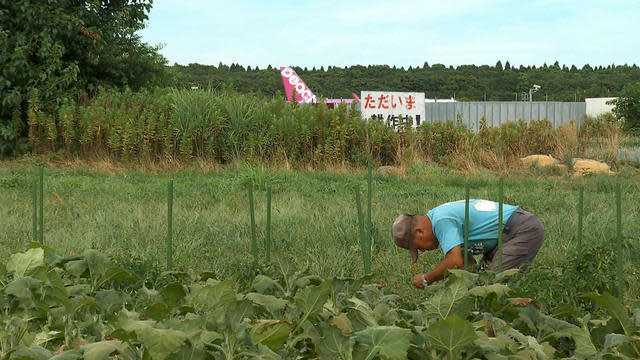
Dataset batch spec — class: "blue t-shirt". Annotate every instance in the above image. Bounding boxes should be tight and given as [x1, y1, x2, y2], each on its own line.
[427, 200, 519, 256]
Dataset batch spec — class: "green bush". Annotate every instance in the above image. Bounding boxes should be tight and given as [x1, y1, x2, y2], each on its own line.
[611, 81, 640, 133]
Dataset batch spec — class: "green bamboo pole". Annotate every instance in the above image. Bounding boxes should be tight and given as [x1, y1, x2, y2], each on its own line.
[354, 185, 370, 275]
[39, 166, 44, 244]
[464, 183, 470, 270]
[167, 180, 174, 270]
[577, 186, 584, 262]
[367, 161, 372, 228]
[266, 186, 272, 264]
[249, 181, 258, 266]
[498, 178, 504, 272]
[367, 161, 373, 263]
[616, 183, 623, 300]
[32, 179, 38, 244]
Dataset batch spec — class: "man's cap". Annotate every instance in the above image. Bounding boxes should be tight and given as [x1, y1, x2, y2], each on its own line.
[392, 214, 419, 263]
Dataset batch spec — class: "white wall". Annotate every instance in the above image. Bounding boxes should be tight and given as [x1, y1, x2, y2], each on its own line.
[585, 97, 617, 117]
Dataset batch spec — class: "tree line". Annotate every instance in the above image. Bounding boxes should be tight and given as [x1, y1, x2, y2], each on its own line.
[171, 61, 640, 102]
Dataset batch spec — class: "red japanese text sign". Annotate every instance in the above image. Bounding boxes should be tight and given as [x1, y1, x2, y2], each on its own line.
[360, 91, 425, 128]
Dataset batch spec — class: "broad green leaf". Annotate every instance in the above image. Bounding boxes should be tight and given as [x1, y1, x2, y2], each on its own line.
[422, 278, 471, 320]
[82, 249, 110, 276]
[249, 344, 283, 359]
[33, 330, 62, 346]
[347, 297, 377, 329]
[329, 314, 353, 334]
[494, 269, 520, 282]
[246, 292, 289, 316]
[252, 275, 284, 295]
[95, 289, 124, 314]
[318, 323, 354, 360]
[187, 280, 235, 313]
[569, 326, 598, 359]
[4, 276, 42, 302]
[425, 315, 477, 357]
[293, 280, 332, 330]
[632, 308, 640, 327]
[160, 282, 186, 306]
[294, 275, 323, 289]
[49, 350, 82, 360]
[447, 269, 479, 286]
[250, 319, 292, 351]
[505, 327, 554, 359]
[516, 306, 577, 342]
[9, 344, 52, 360]
[585, 292, 633, 336]
[469, 284, 511, 298]
[101, 266, 139, 285]
[354, 326, 411, 360]
[137, 327, 188, 360]
[6, 248, 45, 277]
[603, 333, 632, 350]
[142, 302, 170, 321]
[474, 332, 513, 354]
[115, 311, 188, 359]
[226, 299, 257, 329]
[82, 340, 136, 360]
[64, 259, 88, 277]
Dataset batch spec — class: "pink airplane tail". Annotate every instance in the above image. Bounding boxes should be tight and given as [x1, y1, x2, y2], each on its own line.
[280, 66, 317, 103]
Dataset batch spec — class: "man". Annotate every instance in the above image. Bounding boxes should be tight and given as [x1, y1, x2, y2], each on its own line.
[392, 199, 544, 289]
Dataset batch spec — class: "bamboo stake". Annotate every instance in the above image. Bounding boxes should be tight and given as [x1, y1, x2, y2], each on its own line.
[577, 186, 584, 262]
[32, 179, 38, 244]
[616, 183, 623, 300]
[39, 166, 43, 244]
[249, 181, 257, 266]
[167, 180, 174, 270]
[354, 185, 370, 275]
[464, 183, 470, 270]
[498, 178, 504, 272]
[367, 162, 373, 265]
[266, 186, 272, 264]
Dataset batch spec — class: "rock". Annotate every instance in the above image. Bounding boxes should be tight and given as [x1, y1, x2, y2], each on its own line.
[572, 158, 615, 176]
[377, 166, 404, 175]
[520, 154, 557, 167]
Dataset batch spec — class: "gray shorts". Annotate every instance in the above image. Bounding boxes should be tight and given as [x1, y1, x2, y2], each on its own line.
[483, 208, 544, 271]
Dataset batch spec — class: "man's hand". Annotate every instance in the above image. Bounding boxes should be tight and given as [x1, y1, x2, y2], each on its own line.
[412, 273, 426, 289]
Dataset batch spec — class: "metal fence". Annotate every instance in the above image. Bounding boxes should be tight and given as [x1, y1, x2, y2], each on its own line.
[424, 101, 586, 131]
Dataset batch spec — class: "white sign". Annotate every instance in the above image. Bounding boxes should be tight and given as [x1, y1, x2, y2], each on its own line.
[360, 91, 425, 128]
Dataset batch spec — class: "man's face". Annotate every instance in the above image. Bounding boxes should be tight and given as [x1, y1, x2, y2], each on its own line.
[412, 219, 438, 251]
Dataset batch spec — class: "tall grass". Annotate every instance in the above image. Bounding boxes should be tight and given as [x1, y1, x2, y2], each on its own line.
[26, 88, 622, 170]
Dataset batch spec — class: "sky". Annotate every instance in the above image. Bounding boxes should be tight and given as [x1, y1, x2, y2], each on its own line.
[139, 0, 640, 69]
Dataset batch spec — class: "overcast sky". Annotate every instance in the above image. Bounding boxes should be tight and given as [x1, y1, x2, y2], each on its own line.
[140, 0, 640, 68]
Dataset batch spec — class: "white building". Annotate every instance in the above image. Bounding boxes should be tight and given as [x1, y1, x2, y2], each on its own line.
[585, 97, 617, 117]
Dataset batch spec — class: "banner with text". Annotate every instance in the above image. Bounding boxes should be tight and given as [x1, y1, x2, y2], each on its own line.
[360, 91, 425, 128]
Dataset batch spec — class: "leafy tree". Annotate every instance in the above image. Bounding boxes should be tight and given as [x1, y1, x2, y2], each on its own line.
[0, 0, 167, 156]
[611, 82, 640, 132]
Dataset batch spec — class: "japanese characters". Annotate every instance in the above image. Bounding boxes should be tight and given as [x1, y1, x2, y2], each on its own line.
[360, 91, 425, 129]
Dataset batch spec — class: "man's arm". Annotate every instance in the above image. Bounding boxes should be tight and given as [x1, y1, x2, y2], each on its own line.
[412, 245, 475, 288]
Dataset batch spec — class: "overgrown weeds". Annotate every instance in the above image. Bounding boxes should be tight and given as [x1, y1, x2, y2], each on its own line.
[26, 89, 622, 170]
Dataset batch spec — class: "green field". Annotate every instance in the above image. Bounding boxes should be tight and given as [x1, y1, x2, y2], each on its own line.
[2, 162, 640, 358]
[2, 162, 639, 301]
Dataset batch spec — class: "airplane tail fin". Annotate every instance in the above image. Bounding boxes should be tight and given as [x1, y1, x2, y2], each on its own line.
[280, 66, 317, 103]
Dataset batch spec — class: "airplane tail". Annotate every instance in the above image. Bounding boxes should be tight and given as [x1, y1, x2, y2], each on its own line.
[280, 66, 317, 103]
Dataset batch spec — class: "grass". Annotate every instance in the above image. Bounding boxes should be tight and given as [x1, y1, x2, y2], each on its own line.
[1, 161, 639, 303]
